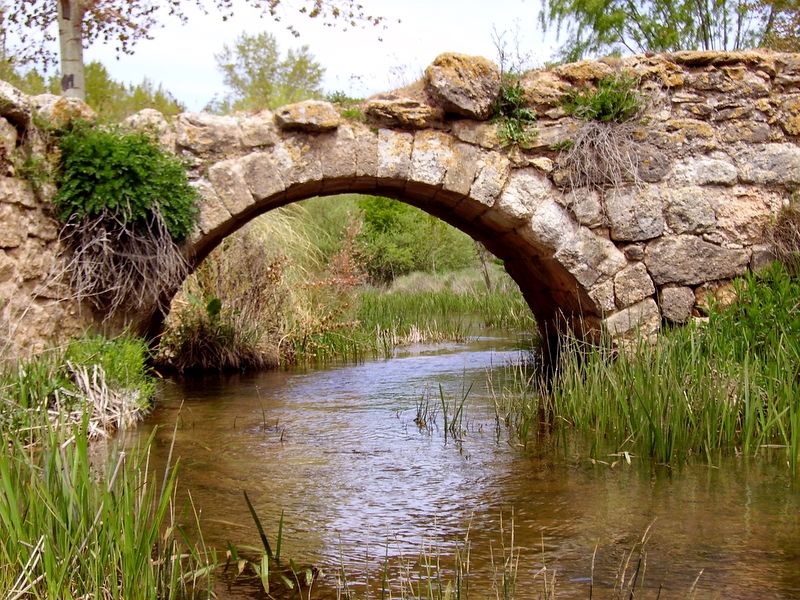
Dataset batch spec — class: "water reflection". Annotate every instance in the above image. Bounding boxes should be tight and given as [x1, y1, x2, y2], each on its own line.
[120, 337, 800, 598]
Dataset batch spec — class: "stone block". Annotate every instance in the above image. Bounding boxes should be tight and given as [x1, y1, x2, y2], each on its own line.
[410, 130, 454, 187]
[644, 235, 750, 285]
[605, 186, 665, 241]
[207, 158, 254, 217]
[425, 52, 500, 119]
[664, 186, 716, 234]
[614, 262, 656, 308]
[603, 298, 661, 340]
[376, 129, 413, 181]
[659, 286, 695, 323]
[275, 100, 341, 132]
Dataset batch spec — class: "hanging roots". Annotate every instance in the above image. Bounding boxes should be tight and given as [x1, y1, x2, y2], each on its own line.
[767, 200, 800, 275]
[59, 208, 190, 319]
[557, 120, 641, 191]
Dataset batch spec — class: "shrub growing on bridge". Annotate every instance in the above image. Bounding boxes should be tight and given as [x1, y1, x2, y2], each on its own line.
[53, 123, 197, 316]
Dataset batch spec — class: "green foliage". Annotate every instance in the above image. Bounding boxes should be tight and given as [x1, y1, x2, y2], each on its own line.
[212, 31, 324, 112]
[500, 262, 800, 470]
[492, 73, 537, 148]
[54, 123, 198, 241]
[85, 61, 184, 121]
[540, 0, 768, 61]
[0, 422, 215, 598]
[355, 197, 478, 283]
[563, 73, 642, 122]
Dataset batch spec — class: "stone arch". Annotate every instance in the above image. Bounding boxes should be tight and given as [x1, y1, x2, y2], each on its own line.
[184, 123, 612, 343]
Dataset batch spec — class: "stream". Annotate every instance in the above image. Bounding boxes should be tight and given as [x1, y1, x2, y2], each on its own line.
[119, 336, 800, 599]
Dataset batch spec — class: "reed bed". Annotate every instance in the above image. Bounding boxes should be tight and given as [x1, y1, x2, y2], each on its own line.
[495, 262, 800, 470]
[0, 420, 216, 599]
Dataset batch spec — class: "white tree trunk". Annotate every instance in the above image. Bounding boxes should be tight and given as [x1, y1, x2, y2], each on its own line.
[57, 0, 86, 100]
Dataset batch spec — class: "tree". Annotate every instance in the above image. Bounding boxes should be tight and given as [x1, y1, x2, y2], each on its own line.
[760, 0, 800, 51]
[85, 61, 184, 120]
[539, 0, 776, 61]
[4, 1, 384, 100]
[213, 31, 323, 112]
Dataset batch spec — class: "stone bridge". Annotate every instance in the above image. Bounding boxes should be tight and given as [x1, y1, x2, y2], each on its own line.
[1, 50, 799, 356]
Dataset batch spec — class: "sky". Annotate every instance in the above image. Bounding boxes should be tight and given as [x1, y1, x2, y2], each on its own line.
[78, 0, 559, 111]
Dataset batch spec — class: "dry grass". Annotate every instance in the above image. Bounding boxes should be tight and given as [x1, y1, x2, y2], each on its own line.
[767, 199, 800, 275]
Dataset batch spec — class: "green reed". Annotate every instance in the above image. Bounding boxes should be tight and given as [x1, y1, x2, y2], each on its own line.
[0, 418, 216, 599]
[496, 262, 800, 470]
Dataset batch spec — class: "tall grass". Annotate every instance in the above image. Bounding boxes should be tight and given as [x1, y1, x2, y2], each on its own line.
[495, 262, 800, 471]
[0, 420, 216, 599]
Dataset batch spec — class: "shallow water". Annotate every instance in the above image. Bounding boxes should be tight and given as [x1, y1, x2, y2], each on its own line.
[120, 337, 800, 599]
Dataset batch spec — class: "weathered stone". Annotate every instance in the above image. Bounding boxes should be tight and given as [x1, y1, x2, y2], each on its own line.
[124, 108, 175, 150]
[191, 180, 231, 235]
[0, 80, 32, 128]
[664, 186, 716, 234]
[274, 100, 341, 132]
[605, 187, 665, 241]
[316, 124, 358, 181]
[0, 203, 26, 248]
[176, 113, 241, 155]
[659, 286, 695, 323]
[365, 96, 442, 129]
[780, 95, 800, 136]
[451, 121, 500, 149]
[441, 143, 481, 198]
[520, 200, 580, 254]
[750, 244, 775, 271]
[425, 53, 500, 119]
[720, 121, 772, 144]
[623, 243, 646, 261]
[568, 189, 604, 228]
[32, 94, 96, 129]
[638, 146, 670, 183]
[207, 159, 254, 216]
[494, 168, 553, 225]
[521, 70, 573, 109]
[9, 238, 54, 281]
[707, 187, 782, 245]
[528, 121, 579, 151]
[239, 110, 278, 147]
[670, 156, 737, 186]
[614, 262, 656, 308]
[268, 137, 322, 189]
[410, 130, 454, 187]
[587, 278, 616, 313]
[0, 177, 37, 208]
[553, 60, 614, 83]
[553, 227, 627, 286]
[469, 151, 510, 208]
[695, 281, 737, 314]
[0, 249, 16, 283]
[239, 152, 285, 202]
[526, 157, 551, 174]
[736, 143, 800, 185]
[603, 298, 661, 340]
[0, 118, 17, 171]
[376, 129, 413, 181]
[645, 235, 750, 285]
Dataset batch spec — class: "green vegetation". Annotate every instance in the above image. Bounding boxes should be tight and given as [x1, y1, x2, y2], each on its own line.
[496, 262, 800, 471]
[53, 123, 196, 315]
[55, 123, 197, 241]
[0, 423, 215, 599]
[210, 31, 323, 112]
[492, 73, 537, 148]
[0, 334, 155, 443]
[563, 72, 642, 123]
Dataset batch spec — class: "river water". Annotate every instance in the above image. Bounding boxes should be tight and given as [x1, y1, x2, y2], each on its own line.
[122, 336, 800, 599]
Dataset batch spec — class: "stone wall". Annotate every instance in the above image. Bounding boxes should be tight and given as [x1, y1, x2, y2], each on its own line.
[1, 50, 799, 357]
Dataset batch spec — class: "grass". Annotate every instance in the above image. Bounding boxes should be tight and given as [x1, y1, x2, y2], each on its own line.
[0, 334, 155, 443]
[494, 262, 800, 471]
[492, 72, 537, 148]
[0, 416, 216, 599]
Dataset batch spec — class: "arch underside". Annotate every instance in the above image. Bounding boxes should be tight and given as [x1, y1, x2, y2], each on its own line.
[186, 173, 599, 343]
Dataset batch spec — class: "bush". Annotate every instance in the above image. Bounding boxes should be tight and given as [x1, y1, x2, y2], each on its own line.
[53, 123, 196, 315]
[54, 123, 197, 241]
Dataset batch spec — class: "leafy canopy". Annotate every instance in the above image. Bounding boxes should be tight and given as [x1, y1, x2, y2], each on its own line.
[211, 32, 324, 112]
[54, 124, 198, 241]
[540, 0, 776, 61]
